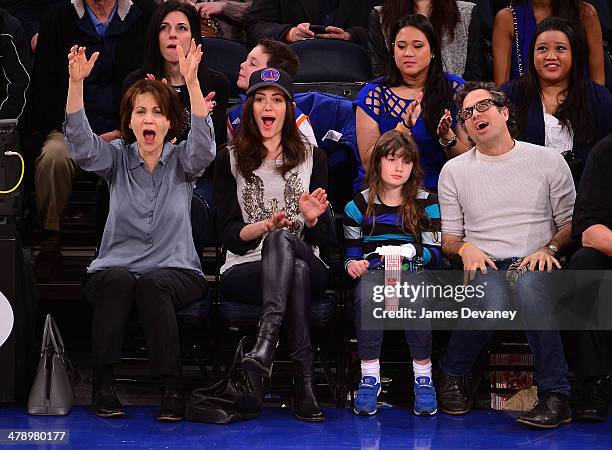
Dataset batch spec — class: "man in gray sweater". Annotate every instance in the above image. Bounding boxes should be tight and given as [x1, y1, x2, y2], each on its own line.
[436, 81, 576, 429]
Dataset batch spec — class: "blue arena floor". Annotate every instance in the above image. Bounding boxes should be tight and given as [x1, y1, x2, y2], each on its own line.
[1, 406, 612, 449]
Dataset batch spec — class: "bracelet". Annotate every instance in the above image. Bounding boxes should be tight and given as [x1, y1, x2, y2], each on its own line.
[286, 27, 297, 42]
[439, 135, 458, 149]
[395, 120, 412, 135]
[457, 242, 474, 257]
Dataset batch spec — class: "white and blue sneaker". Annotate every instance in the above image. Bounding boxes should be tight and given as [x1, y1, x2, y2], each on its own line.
[414, 376, 437, 416]
[353, 376, 381, 416]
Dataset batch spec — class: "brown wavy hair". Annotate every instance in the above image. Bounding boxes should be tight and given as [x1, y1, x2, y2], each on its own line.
[365, 130, 435, 241]
[119, 79, 183, 144]
[234, 88, 307, 178]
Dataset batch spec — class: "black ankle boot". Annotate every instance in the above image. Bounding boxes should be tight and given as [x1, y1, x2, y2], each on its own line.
[242, 321, 280, 377]
[293, 364, 325, 422]
[575, 376, 610, 423]
[92, 387, 124, 418]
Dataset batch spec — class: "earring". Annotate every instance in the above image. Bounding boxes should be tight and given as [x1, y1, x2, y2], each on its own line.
[431, 53, 435, 59]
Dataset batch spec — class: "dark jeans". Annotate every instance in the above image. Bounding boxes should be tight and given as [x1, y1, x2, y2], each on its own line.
[220, 230, 328, 369]
[353, 270, 432, 361]
[566, 247, 612, 378]
[439, 259, 570, 394]
[83, 267, 207, 377]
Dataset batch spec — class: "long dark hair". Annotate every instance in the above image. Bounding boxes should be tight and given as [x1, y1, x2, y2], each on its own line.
[365, 130, 434, 240]
[381, 0, 460, 42]
[142, 1, 210, 88]
[234, 89, 308, 179]
[514, 16, 594, 143]
[512, 0, 583, 25]
[383, 14, 455, 137]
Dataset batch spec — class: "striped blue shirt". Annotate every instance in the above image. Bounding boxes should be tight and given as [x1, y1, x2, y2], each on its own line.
[343, 189, 442, 270]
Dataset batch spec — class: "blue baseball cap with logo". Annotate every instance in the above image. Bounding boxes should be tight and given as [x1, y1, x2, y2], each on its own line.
[246, 67, 294, 99]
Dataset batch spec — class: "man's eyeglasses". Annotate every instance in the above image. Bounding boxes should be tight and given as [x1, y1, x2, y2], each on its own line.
[458, 98, 504, 122]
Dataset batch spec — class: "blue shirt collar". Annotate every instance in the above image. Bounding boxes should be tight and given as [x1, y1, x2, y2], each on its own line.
[85, 1, 118, 36]
[128, 142, 173, 170]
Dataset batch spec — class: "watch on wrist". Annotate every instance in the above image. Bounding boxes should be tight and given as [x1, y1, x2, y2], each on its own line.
[547, 244, 559, 256]
[439, 135, 458, 149]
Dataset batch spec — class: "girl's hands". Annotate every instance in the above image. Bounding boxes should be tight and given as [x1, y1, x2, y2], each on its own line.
[67, 45, 99, 82]
[347, 260, 369, 279]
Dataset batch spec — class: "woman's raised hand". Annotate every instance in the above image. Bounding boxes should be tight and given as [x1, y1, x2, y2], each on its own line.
[177, 39, 202, 85]
[401, 91, 423, 129]
[436, 109, 454, 139]
[299, 188, 329, 226]
[204, 91, 216, 115]
[67, 45, 99, 82]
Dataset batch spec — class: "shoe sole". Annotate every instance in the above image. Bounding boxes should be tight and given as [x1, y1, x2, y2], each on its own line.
[516, 417, 572, 429]
[574, 414, 607, 423]
[242, 357, 272, 377]
[157, 416, 184, 422]
[439, 406, 470, 415]
[414, 408, 438, 416]
[294, 414, 325, 422]
[95, 411, 124, 418]
[353, 407, 378, 416]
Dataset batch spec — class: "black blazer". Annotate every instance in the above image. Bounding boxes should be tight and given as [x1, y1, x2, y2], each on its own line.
[246, 0, 381, 48]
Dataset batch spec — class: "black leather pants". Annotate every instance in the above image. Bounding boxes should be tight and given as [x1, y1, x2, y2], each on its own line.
[260, 229, 328, 369]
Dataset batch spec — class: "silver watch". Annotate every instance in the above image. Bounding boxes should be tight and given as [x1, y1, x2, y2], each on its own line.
[547, 244, 559, 255]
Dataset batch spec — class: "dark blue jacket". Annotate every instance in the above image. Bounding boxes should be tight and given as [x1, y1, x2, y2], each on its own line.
[502, 78, 612, 164]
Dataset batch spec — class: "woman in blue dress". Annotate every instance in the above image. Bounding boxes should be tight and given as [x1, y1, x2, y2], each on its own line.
[356, 14, 470, 191]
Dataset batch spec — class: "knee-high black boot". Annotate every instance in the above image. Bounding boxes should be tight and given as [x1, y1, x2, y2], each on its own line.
[242, 231, 295, 376]
[285, 259, 324, 421]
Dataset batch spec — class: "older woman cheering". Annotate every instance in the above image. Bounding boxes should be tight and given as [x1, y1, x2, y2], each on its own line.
[64, 41, 216, 421]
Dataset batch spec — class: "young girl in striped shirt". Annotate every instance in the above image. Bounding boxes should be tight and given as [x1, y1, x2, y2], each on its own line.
[344, 129, 442, 416]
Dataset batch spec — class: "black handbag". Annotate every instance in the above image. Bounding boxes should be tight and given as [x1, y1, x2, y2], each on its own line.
[185, 336, 263, 424]
[27, 314, 80, 415]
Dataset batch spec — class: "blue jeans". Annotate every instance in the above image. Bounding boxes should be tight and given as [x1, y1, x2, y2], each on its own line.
[353, 270, 432, 361]
[439, 259, 570, 394]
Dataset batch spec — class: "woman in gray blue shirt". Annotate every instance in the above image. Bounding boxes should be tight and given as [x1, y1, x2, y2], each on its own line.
[64, 40, 216, 421]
